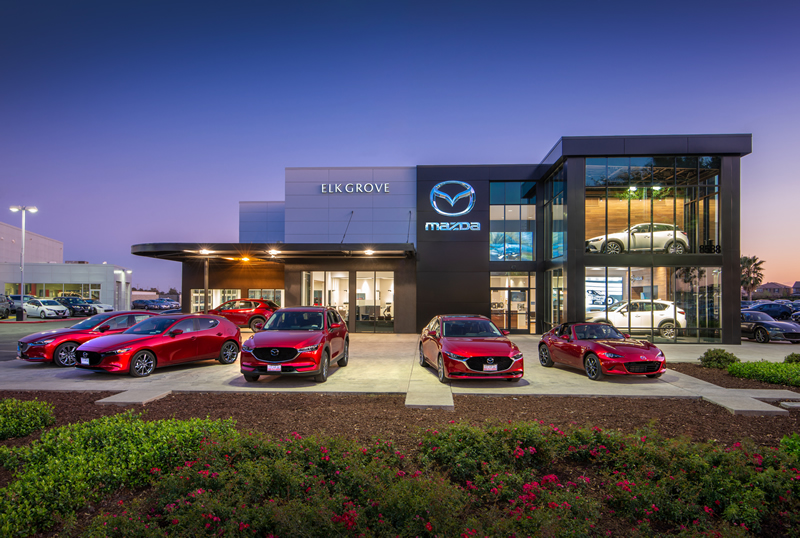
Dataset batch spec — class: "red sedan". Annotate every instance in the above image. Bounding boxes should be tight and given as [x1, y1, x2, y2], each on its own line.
[538, 322, 666, 381]
[239, 307, 348, 383]
[419, 315, 524, 383]
[17, 311, 158, 367]
[209, 299, 279, 331]
[74, 314, 241, 377]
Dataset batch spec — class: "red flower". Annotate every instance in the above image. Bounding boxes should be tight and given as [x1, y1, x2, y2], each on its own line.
[425, 522, 433, 531]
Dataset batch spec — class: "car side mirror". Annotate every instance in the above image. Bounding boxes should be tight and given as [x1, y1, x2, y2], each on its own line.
[560, 334, 569, 340]
[427, 329, 436, 337]
[253, 322, 264, 331]
[330, 322, 342, 329]
[501, 330, 510, 335]
[169, 329, 184, 337]
[624, 334, 630, 339]
[97, 325, 110, 333]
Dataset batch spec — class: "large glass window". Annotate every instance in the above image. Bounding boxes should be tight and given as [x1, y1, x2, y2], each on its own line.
[544, 269, 564, 331]
[584, 266, 721, 343]
[356, 271, 394, 333]
[586, 156, 721, 255]
[248, 289, 284, 307]
[190, 288, 238, 312]
[544, 166, 566, 259]
[489, 182, 535, 261]
[490, 272, 534, 332]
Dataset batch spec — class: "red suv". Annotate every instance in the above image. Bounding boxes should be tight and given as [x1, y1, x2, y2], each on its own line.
[419, 314, 524, 383]
[209, 299, 279, 331]
[17, 311, 158, 367]
[240, 307, 348, 383]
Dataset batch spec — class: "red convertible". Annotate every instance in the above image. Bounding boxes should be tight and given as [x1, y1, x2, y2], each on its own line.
[539, 322, 666, 381]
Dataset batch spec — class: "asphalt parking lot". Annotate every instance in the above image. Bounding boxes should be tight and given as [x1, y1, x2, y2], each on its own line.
[1, 319, 798, 414]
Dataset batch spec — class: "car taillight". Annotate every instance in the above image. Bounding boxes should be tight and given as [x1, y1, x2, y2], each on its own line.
[678, 309, 685, 315]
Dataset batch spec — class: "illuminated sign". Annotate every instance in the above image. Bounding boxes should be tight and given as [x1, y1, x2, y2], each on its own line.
[425, 181, 480, 231]
[321, 183, 390, 193]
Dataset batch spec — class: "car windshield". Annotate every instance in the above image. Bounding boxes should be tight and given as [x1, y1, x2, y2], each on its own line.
[442, 319, 502, 337]
[743, 311, 773, 322]
[41, 300, 61, 306]
[608, 301, 628, 311]
[262, 311, 324, 331]
[573, 324, 625, 340]
[70, 313, 115, 330]
[124, 317, 178, 335]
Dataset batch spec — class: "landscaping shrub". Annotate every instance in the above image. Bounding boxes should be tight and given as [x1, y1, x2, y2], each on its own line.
[0, 398, 55, 440]
[782, 432, 800, 459]
[699, 348, 740, 369]
[0, 410, 237, 537]
[727, 361, 800, 386]
[785, 352, 800, 364]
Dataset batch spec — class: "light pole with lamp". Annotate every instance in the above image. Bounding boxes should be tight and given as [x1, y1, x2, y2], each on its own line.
[9, 205, 38, 321]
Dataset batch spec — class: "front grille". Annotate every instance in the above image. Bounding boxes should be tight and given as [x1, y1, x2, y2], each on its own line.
[253, 347, 299, 362]
[783, 332, 800, 340]
[465, 356, 514, 372]
[79, 351, 104, 366]
[624, 361, 661, 374]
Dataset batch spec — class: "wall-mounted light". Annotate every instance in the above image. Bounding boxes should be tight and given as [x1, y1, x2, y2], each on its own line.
[126, 270, 132, 274]
[364, 249, 374, 256]
[200, 249, 212, 255]
[241, 257, 250, 262]
[268, 249, 281, 256]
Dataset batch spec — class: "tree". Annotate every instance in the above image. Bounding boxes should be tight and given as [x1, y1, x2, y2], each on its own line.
[740, 255, 765, 300]
[167, 287, 179, 296]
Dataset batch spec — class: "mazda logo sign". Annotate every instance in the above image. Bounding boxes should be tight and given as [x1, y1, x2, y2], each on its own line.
[430, 181, 475, 217]
[82, 352, 88, 358]
[487, 357, 494, 364]
[270, 349, 279, 357]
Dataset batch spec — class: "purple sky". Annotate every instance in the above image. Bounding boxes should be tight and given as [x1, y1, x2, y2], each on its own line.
[2, 0, 798, 291]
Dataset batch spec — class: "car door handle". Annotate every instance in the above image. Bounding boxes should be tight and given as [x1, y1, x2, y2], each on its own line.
[216, 333, 222, 336]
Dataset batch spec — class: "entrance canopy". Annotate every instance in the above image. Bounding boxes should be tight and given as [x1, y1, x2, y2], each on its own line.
[131, 243, 416, 262]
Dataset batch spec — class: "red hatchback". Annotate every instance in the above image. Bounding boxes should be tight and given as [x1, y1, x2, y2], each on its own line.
[74, 314, 241, 377]
[538, 322, 666, 381]
[239, 307, 348, 383]
[209, 299, 279, 331]
[419, 315, 524, 383]
[17, 311, 158, 367]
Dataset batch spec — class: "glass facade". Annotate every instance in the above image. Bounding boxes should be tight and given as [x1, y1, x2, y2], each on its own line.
[544, 269, 564, 331]
[190, 288, 238, 312]
[301, 271, 394, 333]
[544, 165, 566, 259]
[489, 182, 535, 261]
[5, 282, 102, 299]
[248, 289, 284, 307]
[489, 272, 535, 333]
[585, 156, 720, 255]
[584, 266, 721, 343]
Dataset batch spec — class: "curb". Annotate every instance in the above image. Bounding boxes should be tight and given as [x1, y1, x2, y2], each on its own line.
[0, 318, 77, 324]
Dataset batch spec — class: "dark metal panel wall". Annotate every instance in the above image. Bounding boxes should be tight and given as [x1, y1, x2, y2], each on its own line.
[564, 158, 586, 322]
[721, 156, 742, 343]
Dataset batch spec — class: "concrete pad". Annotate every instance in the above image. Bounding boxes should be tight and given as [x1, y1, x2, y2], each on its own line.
[780, 401, 800, 410]
[95, 389, 172, 406]
[701, 394, 789, 416]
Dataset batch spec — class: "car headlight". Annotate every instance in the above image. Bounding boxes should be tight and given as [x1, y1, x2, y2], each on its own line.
[242, 340, 254, 353]
[768, 327, 781, 333]
[512, 352, 523, 360]
[601, 352, 624, 358]
[298, 342, 323, 353]
[656, 351, 665, 359]
[443, 351, 467, 361]
[31, 338, 56, 345]
[102, 347, 133, 356]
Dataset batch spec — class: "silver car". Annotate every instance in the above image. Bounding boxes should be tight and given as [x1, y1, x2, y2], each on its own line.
[585, 223, 689, 254]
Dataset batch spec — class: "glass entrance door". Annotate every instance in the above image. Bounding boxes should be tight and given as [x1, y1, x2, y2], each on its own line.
[490, 288, 529, 332]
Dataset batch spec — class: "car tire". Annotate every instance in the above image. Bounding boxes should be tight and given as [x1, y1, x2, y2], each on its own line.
[249, 317, 265, 332]
[584, 353, 604, 381]
[603, 240, 624, 254]
[68, 308, 74, 317]
[53, 342, 79, 367]
[754, 328, 770, 344]
[0, 308, 7, 319]
[418, 345, 427, 367]
[130, 351, 156, 377]
[665, 241, 686, 254]
[646, 373, 663, 378]
[337, 340, 349, 367]
[314, 351, 329, 383]
[437, 354, 448, 384]
[538, 345, 554, 367]
[658, 321, 677, 339]
[218, 341, 239, 364]
[506, 376, 522, 382]
[243, 373, 260, 383]
[40, 311, 47, 319]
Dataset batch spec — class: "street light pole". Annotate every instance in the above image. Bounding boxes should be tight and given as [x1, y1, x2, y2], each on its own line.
[9, 205, 38, 321]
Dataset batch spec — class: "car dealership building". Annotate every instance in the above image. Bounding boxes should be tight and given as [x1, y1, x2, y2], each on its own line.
[133, 134, 751, 344]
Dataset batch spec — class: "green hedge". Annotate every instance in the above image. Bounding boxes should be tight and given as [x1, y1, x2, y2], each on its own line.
[727, 361, 800, 386]
[700, 348, 740, 369]
[0, 398, 55, 440]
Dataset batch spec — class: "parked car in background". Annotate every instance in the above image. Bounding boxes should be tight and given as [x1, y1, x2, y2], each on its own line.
[740, 300, 755, 310]
[154, 298, 180, 309]
[158, 309, 185, 315]
[75, 314, 241, 377]
[418, 314, 524, 383]
[744, 302, 792, 321]
[791, 311, 800, 325]
[587, 300, 686, 338]
[239, 307, 348, 383]
[17, 311, 157, 366]
[209, 298, 280, 332]
[132, 299, 168, 310]
[0, 293, 10, 319]
[741, 310, 800, 344]
[9, 295, 37, 313]
[23, 299, 69, 319]
[539, 322, 666, 380]
[55, 297, 94, 317]
[83, 298, 114, 314]
[585, 223, 689, 254]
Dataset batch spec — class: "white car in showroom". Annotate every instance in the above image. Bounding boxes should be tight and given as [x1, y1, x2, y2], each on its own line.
[23, 299, 70, 319]
[585, 223, 689, 254]
[587, 299, 686, 338]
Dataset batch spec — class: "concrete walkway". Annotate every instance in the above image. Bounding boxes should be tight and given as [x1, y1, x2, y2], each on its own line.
[1, 333, 797, 415]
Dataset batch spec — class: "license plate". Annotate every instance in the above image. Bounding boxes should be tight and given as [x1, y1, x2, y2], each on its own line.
[483, 364, 498, 371]
[267, 364, 281, 372]
[80, 357, 90, 365]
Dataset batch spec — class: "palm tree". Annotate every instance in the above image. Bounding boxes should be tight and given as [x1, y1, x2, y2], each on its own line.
[740, 255, 765, 300]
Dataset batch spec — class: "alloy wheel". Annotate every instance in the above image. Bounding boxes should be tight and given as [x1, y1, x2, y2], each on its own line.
[585, 354, 604, 381]
[659, 322, 676, 339]
[604, 241, 622, 254]
[54, 342, 78, 367]
[219, 342, 239, 364]
[131, 351, 155, 377]
[538, 345, 554, 367]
